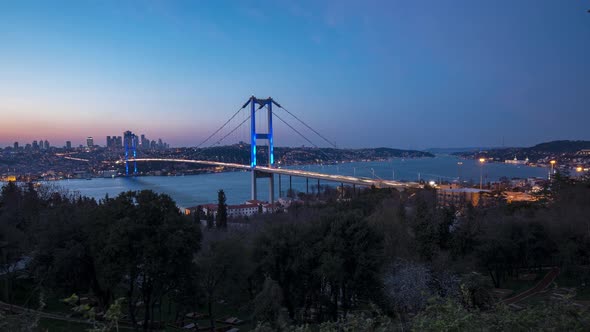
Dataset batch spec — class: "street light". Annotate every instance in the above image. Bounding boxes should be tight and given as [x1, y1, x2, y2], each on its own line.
[576, 166, 583, 173]
[479, 158, 485, 190]
[549, 160, 556, 180]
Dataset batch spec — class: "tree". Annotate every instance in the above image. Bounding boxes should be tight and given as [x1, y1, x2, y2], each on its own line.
[92, 190, 201, 331]
[413, 196, 439, 261]
[216, 190, 228, 229]
[252, 277, 284, 328]
[253, 210, 384, 322]
[196, 237, 249, 331]
[0, 182, 28, 305]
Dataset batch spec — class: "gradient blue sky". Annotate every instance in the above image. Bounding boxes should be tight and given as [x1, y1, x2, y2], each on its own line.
[1, 0, 589, 149]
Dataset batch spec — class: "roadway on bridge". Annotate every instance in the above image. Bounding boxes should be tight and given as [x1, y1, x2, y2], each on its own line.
[126, 158, 421, 189]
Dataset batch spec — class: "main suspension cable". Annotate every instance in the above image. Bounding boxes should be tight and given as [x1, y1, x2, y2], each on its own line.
[274, 112, 335, 163]
[277, 105, 338, 148]
[211, 114, 252, 147]
[195, 106, 245, 148]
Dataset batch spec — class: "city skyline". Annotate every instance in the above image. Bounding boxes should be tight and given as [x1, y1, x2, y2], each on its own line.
[7, 131, 170, 149]
[1, 1, 590, 149]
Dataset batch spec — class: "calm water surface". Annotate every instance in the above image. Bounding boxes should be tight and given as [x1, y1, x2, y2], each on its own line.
[50, 155, 548, 208]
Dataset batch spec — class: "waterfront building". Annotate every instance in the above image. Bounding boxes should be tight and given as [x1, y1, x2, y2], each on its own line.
[437, 185, 491, 208]
[504, 191, 537, 203]
[505, 156, 529, 165]
[187, 201, 264, 219]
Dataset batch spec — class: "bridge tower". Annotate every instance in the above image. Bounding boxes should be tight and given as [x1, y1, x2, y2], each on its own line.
[124, 130, 138, 176]
[242, 96, 281, 205]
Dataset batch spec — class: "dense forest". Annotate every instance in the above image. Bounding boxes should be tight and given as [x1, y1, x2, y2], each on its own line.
[1, 173, 590, 331]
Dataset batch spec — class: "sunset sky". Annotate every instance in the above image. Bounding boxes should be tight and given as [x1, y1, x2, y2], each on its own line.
[1, 0, 590, 149]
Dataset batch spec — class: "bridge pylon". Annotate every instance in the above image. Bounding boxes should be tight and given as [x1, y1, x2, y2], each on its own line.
[124, 130, 138, 176]
[242, 96, 281, 205]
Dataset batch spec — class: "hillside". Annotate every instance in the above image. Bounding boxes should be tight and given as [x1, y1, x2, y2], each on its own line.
[454, 140, 590, 161]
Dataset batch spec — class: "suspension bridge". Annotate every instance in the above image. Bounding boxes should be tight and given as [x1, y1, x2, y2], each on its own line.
[121, 96, 421, 205]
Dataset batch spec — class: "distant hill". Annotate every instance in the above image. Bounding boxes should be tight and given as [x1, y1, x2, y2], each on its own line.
[454, 140, 590, 161]
[527, 140, 590, 153]
[174, 145, 434, 165]
[426, 147, 498, 154]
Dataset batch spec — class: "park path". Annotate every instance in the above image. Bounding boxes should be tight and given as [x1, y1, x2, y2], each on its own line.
[502, 267, 560, 305]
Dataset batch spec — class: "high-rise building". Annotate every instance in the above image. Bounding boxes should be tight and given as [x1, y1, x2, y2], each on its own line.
[116, 136, 122, 148]
[106, 136, 112, 148]
[32, 140, 39, 150]
[44, 140, 49, 150]
[13, 142, 18, 150]
[87, 137, 94, 148]
[66, 141, 72, 149]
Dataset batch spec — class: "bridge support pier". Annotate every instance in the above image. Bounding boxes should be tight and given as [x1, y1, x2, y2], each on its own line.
[269, 174, 274, 212]
[306, 178, 309, 194]
[278, 174, 281, 197]
[317, 179, 320, 198]
[251, 171, 257, 200]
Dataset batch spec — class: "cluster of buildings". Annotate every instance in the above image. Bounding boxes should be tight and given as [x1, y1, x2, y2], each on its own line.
[11, 139, 55, 151]
[9, 130, 170, 152]
[504, 156, 529, 165]
[435, 177, 544, 209]
[184, 197, 298, 220]
[104, 131, 169, 151]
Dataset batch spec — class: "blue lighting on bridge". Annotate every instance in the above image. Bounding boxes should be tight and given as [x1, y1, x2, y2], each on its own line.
[245, 96, 275, 169]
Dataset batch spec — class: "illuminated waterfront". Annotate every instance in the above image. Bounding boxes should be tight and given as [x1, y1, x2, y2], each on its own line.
[50, 155, 548, 208]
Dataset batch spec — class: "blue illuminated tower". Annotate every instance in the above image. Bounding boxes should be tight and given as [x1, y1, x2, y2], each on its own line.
[124, 130, 138, 176]
[242, 96, 280, 202]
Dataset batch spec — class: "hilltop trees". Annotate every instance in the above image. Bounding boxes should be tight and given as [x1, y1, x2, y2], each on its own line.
[93, 191, 201, 329]
[4, 175, 590, 331]
[253, 207, 384, 322]
[25, 188, 201, 330]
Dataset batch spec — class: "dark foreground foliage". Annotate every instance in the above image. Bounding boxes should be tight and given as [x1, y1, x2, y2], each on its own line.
[1, 174, 590, 331]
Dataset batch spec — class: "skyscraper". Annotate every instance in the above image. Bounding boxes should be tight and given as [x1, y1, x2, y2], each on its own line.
[87, 137, 94, 148]
[13, 142, 18, 150]
[66, 141, 72, 149]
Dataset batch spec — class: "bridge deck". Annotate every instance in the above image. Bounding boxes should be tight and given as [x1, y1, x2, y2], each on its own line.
[127, 158, 421, 189]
